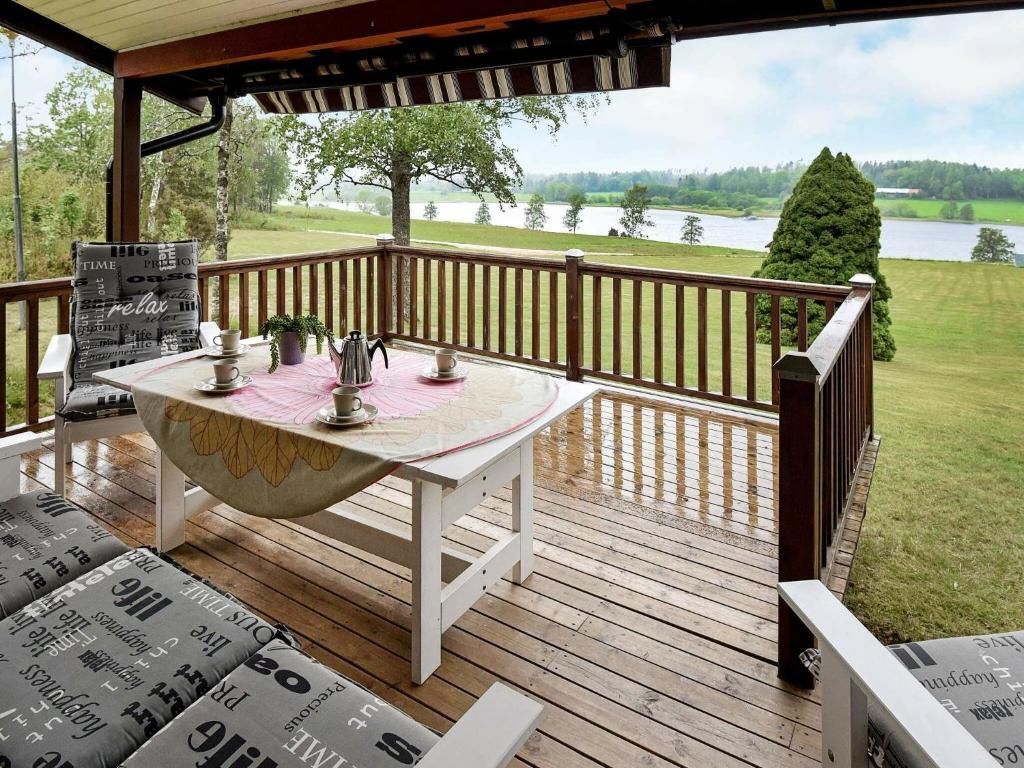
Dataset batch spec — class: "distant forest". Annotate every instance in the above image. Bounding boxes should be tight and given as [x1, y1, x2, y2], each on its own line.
[519, 160, 1024, 210]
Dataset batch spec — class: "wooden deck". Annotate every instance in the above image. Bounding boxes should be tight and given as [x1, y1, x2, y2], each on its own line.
[17, 389, 875, 768]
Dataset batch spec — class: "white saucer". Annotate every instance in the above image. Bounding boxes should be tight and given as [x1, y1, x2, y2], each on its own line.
[316, 403, 378, 427]
[420, 365, 467, 382]
[194, 375, 252, 393]
[206, 344, 250, 358]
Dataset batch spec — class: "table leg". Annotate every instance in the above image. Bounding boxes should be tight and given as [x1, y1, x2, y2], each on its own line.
[412, 479, 443, 684]
[155, 448, 186, 552]
[512, 440, 535, 584]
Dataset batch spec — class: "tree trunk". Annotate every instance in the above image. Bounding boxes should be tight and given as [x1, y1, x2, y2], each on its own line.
[146, 151, 163, 237]
[212, 98, 234, 320]
[391, 154, 413, 324]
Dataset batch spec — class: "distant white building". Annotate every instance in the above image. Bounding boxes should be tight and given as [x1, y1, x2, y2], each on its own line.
[875, 187, 923, 198]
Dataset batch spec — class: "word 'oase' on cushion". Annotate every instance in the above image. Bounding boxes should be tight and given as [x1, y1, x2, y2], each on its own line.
[63, 241, 201, 421]
[0, 490, 129, 618]
[0, 547, 281, 768]
[121, 638, 441, 768]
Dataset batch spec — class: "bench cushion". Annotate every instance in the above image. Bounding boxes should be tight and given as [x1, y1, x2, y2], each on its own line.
[882, 632, 1024, 765]
[121, 638, 440, 768]
[0, 490, 129, 617]
[62, 241, 201, 421]
[0, 547, 280, 768]
[61, 381, 138, 421]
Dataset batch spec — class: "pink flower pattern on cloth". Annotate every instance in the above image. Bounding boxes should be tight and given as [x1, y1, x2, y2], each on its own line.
[230, 349, 465, 424]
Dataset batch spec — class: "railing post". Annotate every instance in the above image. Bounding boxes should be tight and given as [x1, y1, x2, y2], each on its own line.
[564, 249, 584, 381]
[774, 351, 822, 688]
[849, 274, 875, 439]
[376, 234, 394, 338]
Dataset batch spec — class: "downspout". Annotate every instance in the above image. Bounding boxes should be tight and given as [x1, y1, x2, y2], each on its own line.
[105, 89, 227, 241]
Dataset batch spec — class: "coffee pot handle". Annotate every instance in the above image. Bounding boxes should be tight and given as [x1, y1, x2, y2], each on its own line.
[370, 337, 389, 368]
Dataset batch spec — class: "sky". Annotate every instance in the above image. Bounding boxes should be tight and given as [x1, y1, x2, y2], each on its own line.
[3, 8, 1024, 175]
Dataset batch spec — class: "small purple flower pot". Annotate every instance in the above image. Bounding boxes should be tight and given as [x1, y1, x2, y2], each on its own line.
[279, 331, 305, 366]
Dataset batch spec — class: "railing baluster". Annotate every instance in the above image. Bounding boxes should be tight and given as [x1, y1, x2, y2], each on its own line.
[275, 269, 286, 316]
[57, 294, 70, 334]
[421, 258, 430, 340]
[199, 277, 209, 321]
[292, 265, 302, 315]
[482, 264, 491, 350]
[365, 255, 375, 333]
[549, 271, 559, 363]
[514, 267, 523, 357]
[632, 280, 642, 380]
[308, 263, 319, 318]
[452, 261, 461, 345]
[653, 282, 663, 384]
[612, 278, 622, 375]
[746, 292, 756, 402]
[258, 270, 268, 330]
[721, 289, 731, 396]
[324, 262, 335, 333]
[592, 275, 602, 371]
[339, 260, 349, 335]
[675, 285, 684, 387]
[26, 298, 39, 425]
[437, 259, 446, 342]
[353, 259, 362, 332]
[498, 266, 507, 354]
[697, 286, 708, 392]
[219, 274, 230, 330]
[466, 263, 476, 347]
[797, 297, 808, 351]
[771, 294, 782, 404]
[407, 257, 417, 337]
[531, 270, 541, 360]
[238, 271, 250, 337]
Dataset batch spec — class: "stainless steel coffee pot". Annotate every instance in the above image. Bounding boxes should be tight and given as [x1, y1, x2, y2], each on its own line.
[329, 330, 389, 386]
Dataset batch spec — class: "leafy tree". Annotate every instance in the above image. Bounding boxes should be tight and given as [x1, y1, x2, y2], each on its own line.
[753, 147, 896, 361]
[374, 195, 393, 217]
[474, 202, 491, 225]
[423, 201, 439, 221]
[524, 193, 547, 230]
[958, 203, 975, 221]
[278, 96, 601, 246]
[680, 214, 704, 245]
[971, 227, 1015, 263]
[618, 184, 654, 238]
[563, 190, 586, 233]
[939, 200, 959, 220]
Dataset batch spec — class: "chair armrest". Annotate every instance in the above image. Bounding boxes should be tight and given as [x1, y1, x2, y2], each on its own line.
[779, 581, 993, 768]
[0, 432, 47, 461]
[199, 321, 221, 347]
[417, 684, 543, 768]
[39, 334, 73, 380]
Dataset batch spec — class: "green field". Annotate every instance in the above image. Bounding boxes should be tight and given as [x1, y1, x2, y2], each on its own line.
[4, 213, 1022, 644]
[876, 197, 1024, 225]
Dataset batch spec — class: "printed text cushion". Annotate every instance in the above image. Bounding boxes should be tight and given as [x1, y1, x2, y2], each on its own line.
[61, 382, 137, 421]
[0, 490, 129, 617]
[0, 548, 279, 768]
[120, 638, 440, 768]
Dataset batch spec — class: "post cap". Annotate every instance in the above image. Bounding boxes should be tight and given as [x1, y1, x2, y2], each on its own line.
[376, 234, 395, 246]
[773, 351, 822, 382]
[565, 248, 585, 261]
[848, 273, 875, 289]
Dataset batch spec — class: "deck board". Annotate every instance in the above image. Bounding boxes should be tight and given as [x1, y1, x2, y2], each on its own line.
[16, 390, 874, 768]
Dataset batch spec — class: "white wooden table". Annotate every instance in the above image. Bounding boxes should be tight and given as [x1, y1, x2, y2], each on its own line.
[96, 342, 597, 683]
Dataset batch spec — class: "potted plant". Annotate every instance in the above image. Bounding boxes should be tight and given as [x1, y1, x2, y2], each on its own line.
[260, 314, 333, 372]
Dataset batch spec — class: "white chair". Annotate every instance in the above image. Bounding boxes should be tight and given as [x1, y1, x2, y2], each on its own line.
[37, 241, 219, 495]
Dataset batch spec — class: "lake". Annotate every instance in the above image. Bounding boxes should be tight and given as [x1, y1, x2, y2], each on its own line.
[402, 201, 1024, 262]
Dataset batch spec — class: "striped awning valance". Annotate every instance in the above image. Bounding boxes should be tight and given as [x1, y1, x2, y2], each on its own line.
[247, 23, 672, 114]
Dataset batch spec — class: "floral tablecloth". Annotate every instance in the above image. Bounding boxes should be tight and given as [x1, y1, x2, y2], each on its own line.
[129, 347, 558, 519]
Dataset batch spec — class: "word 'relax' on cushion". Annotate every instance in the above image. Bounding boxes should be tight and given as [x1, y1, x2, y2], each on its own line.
[0, 547, 283, 767]
[0, 490, 128, 618]
[121, 638, 441, 767]
[63, 241, 201, 421]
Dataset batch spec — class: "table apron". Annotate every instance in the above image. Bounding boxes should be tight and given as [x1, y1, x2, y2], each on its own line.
[440, 447, 522, 529]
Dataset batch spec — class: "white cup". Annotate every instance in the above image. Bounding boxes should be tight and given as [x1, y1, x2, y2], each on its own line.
[214, 329, 241, 352]
[332, 385, 363, 417]
[213, 359, 240, 385]
[435, 348, 458, 373]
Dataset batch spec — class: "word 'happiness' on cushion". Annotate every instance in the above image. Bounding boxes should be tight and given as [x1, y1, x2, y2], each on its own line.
[0, 489, 128, 618]
[62, 241, 201, 421]
[0, 547, 282, 768]
[120, 638, 440, 768]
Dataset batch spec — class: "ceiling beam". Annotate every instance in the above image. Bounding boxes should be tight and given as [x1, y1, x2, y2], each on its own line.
[115, 0, 632, 79]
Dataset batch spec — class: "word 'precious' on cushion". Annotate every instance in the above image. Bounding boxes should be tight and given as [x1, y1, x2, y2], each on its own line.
[0, 547, 282, 768]
[0, 490, 128, 618]
[121, 638, 441, 768]
[873, 634, 1024, 766]
[63, 241, 202, 421]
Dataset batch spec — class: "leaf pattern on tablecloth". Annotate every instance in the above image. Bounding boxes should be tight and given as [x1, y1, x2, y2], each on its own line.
[253, 426, 298, 487]
[295, 434, 341, 472]
[222, 420, 258, 479]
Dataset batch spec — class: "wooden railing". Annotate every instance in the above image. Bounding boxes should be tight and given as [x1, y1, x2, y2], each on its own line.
[775, 274, 876, 687]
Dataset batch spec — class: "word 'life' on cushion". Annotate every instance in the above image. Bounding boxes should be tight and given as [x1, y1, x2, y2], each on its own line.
[0, 490, 128, 618]
[873, 634, 1024, 767]
[63, 240, 202, 421]
[120, 638, 441, 768]
[0, 547, 281, 768]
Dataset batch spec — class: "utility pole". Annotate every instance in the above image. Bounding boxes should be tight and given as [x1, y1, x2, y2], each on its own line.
[4, 31, 26, 329]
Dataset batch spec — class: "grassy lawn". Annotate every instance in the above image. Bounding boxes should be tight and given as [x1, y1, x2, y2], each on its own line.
[4, 216, 1022, 644]
[876, 197, 1024, 225]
